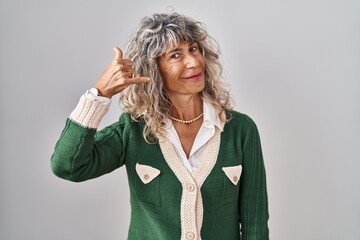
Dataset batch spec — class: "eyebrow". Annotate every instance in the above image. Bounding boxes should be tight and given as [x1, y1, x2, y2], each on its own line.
[168, 48, 181, 54]
[166, 42, 197, 54]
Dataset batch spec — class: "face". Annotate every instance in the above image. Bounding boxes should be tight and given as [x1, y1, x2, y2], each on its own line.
[158, 41, 205, 98]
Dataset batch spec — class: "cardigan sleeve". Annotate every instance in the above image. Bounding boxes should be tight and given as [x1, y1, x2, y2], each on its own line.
[238, 115, 269, 239]
[50, 96, 128, 182]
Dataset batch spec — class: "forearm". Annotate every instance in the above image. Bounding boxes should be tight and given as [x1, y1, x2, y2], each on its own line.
[51, 119, 98, 182]
[50, 94, 123, 182]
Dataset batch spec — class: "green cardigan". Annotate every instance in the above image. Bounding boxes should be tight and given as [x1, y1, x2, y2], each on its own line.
[51, 111, 269, 240]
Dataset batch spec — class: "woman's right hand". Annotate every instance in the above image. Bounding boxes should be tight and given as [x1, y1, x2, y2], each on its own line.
[94, 47, 150, 98]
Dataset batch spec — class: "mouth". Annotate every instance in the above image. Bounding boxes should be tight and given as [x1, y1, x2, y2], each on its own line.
[184, 72, 203, 80]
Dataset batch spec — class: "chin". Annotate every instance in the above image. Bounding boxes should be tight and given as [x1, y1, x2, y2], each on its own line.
[192, 84, 205, 94]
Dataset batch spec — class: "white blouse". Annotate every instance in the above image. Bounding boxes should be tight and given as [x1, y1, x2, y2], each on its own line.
[164, 102, 224, 173]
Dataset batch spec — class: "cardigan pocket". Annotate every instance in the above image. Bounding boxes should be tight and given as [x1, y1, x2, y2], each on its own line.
[134, 163, 161, 207]
[222, 165, 242, 205]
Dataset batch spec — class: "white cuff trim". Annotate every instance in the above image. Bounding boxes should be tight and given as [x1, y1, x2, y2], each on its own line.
[222, 165, 242, 185]
[135, 163, 161, 184]
[69, 95, 109, 129]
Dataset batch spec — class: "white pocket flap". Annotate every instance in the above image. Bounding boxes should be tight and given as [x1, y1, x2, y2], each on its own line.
[222, 165, 242, 185]
[135, 163, 161, 184]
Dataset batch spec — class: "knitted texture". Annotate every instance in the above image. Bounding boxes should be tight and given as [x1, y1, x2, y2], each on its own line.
[69, 95, 109, 129]
[159, 137, 198, 239]
[51, 110, 269, 239]
[158, 129, 220, 239]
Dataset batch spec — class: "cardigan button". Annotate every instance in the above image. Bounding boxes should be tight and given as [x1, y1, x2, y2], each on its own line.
[232, 176, 238, 183]
[186, 231, 195, 239]
[186, 183, 195, 192]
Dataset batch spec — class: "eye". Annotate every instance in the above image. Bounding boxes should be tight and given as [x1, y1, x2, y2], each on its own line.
[170, 53, 181, 59]
[189, 46, 198, 53]
[189, 42, 201, 55]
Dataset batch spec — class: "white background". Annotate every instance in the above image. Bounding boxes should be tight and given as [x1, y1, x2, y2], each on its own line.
[1, 0, 359, 239]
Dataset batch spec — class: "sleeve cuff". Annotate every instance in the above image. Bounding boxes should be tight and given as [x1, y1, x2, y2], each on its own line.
[85, 88, 111, 106]
[69, 94, 109, 129]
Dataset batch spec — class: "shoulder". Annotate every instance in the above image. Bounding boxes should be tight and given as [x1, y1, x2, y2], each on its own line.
[118, 112, 146, 128]
[223, 110, 262, 144]
[118, 111, 132, 124]
[95, 112, 140, 139]
[225, 110, 258, 129]
[118, 112, 146, 134]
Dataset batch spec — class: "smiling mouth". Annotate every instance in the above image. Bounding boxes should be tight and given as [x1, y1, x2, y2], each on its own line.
[185, 72, 203, 80]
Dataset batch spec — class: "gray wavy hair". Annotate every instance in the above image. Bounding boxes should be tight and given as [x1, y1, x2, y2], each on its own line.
[121, 12, 232, 142]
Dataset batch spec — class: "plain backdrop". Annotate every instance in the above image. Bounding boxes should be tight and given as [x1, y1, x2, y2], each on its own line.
[1, 0, 359, 239]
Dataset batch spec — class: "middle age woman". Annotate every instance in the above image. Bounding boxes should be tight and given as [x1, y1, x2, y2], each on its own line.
[51, 12, 269, 239]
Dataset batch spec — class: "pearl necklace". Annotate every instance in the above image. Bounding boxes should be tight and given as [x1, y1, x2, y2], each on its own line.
[169, 112, 204, 124]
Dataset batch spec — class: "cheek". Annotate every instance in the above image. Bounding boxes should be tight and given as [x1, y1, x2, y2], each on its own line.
[167, 65, 176, 76]
[165, 65, 180, 81]
[163, 65, 179, 88]
[199, 56, 205, 69]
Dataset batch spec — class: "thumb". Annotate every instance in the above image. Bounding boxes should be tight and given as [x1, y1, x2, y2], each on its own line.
[112, 47, 123, 62]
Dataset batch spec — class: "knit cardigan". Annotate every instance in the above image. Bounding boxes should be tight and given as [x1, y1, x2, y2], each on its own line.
[51, 99, 269, 240]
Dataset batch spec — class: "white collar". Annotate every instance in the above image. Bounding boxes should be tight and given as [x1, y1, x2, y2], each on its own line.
[202, 101, 224, 131]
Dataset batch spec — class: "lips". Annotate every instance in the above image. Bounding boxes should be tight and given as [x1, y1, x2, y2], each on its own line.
[184, 72, 203, 80]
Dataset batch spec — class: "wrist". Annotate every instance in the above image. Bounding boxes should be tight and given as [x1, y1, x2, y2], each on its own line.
[89, 87, 102, 96]
[91, 87, 111, 99]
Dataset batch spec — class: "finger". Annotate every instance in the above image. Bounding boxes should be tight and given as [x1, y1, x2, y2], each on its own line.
[112, 47, 123, 62]
[113, 71, 133, 80]
[112, 68, 134, 80]
[114, 64, 133, 73]
[125, 76, 151, 85]
[121, 59, 133, 67]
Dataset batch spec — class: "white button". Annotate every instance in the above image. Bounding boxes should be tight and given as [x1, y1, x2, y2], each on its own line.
[186, 231, 195, 239]
[203, 120, 212, 128]
[186, 183, 195, 192]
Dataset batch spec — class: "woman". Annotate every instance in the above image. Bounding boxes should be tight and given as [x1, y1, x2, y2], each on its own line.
[51, 12, 269, 240]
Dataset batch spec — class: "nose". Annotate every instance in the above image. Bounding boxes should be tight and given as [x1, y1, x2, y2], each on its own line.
[184, 54, 200, 68]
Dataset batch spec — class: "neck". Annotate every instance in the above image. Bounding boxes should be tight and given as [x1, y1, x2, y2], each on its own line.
[168, 94, 203, 120]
